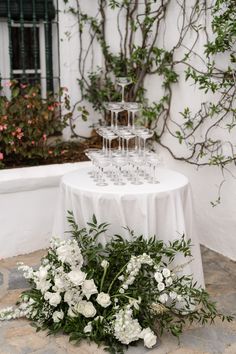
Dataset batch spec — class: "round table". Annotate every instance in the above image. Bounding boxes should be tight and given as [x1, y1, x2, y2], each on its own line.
[52, 161, 204, 287]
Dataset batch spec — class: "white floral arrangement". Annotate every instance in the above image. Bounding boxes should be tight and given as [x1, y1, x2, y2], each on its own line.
[0, 213, 232, 354]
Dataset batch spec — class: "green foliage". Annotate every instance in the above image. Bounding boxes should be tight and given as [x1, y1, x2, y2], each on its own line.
[205, 0, 236, 56]
[0, 81, 72, 168]
[4, 214, 231, 354]
[63, 0, 236, 171]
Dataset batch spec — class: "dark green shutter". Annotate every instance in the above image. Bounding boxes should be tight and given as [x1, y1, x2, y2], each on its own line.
[0, 0, 55, 20]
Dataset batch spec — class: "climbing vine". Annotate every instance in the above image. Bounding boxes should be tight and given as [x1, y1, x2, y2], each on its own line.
[63, 0, 236, 169]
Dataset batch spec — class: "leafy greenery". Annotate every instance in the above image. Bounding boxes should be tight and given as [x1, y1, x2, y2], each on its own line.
[0, 81, 72, 168]
[1, 213, 232, 354]
[62, 0, 236, 170]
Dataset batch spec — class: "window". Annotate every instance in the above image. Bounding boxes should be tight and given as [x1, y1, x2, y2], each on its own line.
[0, 0, 59, 96]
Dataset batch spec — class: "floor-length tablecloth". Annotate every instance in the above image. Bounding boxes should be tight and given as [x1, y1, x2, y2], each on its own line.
[52, 161, 204, 287]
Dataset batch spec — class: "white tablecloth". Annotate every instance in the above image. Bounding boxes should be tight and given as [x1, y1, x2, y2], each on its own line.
[52, 161, 204, 287]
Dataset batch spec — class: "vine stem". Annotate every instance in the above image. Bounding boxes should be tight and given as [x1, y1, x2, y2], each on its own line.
[107, 262, 129, 294]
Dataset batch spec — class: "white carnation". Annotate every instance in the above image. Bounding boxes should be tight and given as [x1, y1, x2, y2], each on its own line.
[96, 293, 111, 308]
[67, 270, 86, 286]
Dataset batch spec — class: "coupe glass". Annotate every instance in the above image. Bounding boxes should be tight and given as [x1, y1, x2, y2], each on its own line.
[146, 153, 160, 184]
[95, 156, 111, 186]
[104, 102, 124, 128]
[112, 155, 127, 185]
[129, 153, 144, 185]
[132, 127, 148, 152]
[138, 129, 154, 156]
[124, 102, 142, 129]
[84, 148, 104, 180]
[116, 77, 132, 102]
[103, 130, 118, 157]
[114, 127, 130, 154]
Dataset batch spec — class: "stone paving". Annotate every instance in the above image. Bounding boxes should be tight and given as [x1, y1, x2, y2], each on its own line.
[0, 246, 236, 354]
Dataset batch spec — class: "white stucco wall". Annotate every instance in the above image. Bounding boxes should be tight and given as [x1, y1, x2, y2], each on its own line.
[0, 162, 84, 259]
[57, 1, 236, 261]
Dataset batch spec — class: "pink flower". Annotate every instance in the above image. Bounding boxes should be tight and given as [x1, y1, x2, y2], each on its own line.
[0, 152, 4, 160]
[42, 134, 47, 141]
[31, 141, 35, 145]
[4, 81, 12, 87]
[16, 127, 22, 133]
[27, 104, 32, 109]
[48, 150, 53, 155]
[20, 83, 27, 89]
[0, 124, 7, 131]
[28, 120, 32, 124]
[2, 115, 8, 120]
[17, 132, 24, 140]
[32, 92, 36, 97]
[48, 105, 54, 111]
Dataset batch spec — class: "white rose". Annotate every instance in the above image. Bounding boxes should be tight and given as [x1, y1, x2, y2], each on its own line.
[169, 291, 177, 300]
[159, 293, 168, 304]
[67, 270, 86, 286]
[162, 268, 171, 278]
[54, 276, 65, 289]
[154, 272, 163, 283]
[82, 279, 98, 300]
[165, 277, 173, 286]
[140, 328, 157, 348]
[101, 260, 109, 268]
[96, 292, 111, 308]
[157, 282, 165, 291]
[44, 292, 61, 307]
[52, 310, 64, 323]
[84, 322, 92, 333]
[76, 300, 97, 318]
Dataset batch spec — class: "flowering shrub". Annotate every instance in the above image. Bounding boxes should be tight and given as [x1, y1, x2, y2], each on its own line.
[0, 81, 72, 168]
[0, 214, 232, 353]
